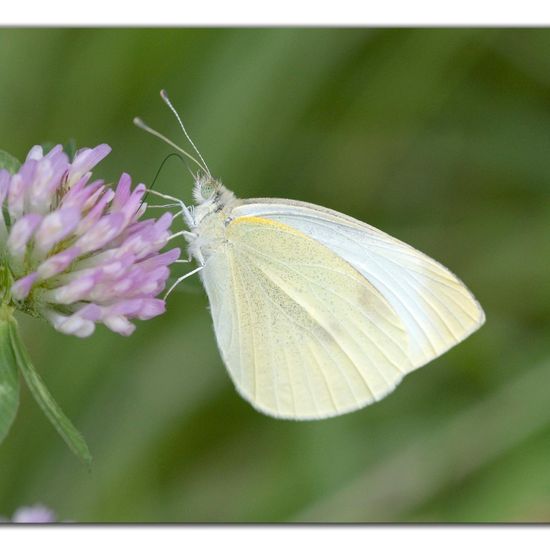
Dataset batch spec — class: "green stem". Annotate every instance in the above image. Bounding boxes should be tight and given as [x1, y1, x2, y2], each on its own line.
[8, 317, 92, 467]
[0, 310, 19, 444]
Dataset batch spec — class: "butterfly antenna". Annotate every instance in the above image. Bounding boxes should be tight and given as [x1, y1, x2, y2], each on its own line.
[133, 116, 207, 175]
[160, 89, 211, 178]
[141, 152, 191, 204]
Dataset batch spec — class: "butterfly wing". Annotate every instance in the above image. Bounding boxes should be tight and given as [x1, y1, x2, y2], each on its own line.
[232, 199, 485, 369]
[200, 215, 413, 419]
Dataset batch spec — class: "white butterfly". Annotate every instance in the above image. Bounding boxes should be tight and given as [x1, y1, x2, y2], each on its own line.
[136, 91, 485, 420]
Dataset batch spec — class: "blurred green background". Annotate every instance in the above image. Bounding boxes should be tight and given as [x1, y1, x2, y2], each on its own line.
[0, 28, 549, 523]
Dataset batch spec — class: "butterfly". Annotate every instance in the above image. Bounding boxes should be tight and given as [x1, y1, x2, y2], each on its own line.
[135, 91, 485, 420]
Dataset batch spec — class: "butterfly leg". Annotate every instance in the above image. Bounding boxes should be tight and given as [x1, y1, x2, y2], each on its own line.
[146, 203, 182, 210]
[145, 188, 196, 228]
[168, 230, 202, 264]
[164, 265, 204, 299]
[169, 230, 196, 242]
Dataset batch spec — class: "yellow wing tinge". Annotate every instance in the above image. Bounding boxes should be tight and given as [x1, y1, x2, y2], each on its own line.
[229, 214, 307, 235]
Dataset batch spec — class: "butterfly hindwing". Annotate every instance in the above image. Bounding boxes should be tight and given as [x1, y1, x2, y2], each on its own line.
[200, 215, 412, 419]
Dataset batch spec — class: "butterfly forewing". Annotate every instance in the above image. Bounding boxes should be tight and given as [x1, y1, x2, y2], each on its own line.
[232, 199, 485, 369]
[200, 215, 412, 419]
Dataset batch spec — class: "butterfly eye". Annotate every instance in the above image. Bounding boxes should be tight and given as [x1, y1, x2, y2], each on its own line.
[200, 179, 216, 200]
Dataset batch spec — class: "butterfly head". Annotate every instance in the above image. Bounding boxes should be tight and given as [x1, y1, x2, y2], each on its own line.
[192, 174, 235, 210]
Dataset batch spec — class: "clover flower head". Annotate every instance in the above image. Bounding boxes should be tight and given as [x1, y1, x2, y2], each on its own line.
[0, 144, 180, 337]
[2, 505, 57, 523]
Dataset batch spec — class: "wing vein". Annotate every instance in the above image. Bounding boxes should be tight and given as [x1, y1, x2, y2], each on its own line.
[263, 215, 469, 350]
[239, 258, 367, 406]
[227, 250, 253, 396]
[237, 244, 406, 377]
[238, 252, 387, 399]
[236, 240, 405, 353]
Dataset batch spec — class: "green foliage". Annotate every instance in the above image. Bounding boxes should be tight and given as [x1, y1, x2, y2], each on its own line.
[8, 318, 91, 468]
[63, 138, 77, 162]
[41, 139, 77, 160]
[0, 305, 91, 465]
[0, 313, 19, 445]
[0, 28, 548, 522]
[0, 150, 20, 174]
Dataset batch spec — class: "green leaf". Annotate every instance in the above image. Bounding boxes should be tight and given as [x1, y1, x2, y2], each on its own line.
[0, 312, 20, 445]
[8, 318, 92, 467]
[64, 138, 77, 162]
[41, 140, 77, 161]
[0, 150, 21, 174]
[40, 142, 56, 155]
